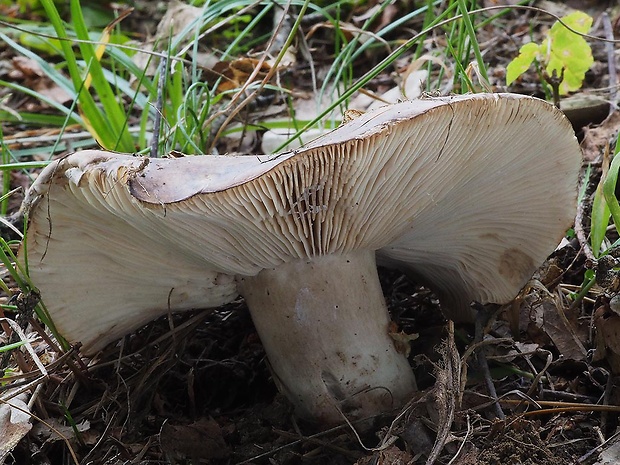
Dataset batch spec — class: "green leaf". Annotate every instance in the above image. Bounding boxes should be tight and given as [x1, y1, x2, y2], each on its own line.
[18, 32, 63, 55]
[507, 11, 593, 94]
[0, 341, 26, 353]
[603, 153, 620, 238]
[555, 11, 593, 35]
[70, 0, 134, 151]
[506, 42, 539, 85]
[591, 176, 611, 258]
[545, 12, 593, 94]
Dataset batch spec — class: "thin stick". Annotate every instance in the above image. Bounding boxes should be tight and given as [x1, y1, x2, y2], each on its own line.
[602, 13, 618, 109]
[575, 195, 596, 263]
[447, 414, 472, 465]
[150, 55, 168, 158]
[474, 306, 504, 420]
[426, 321, 460, 465]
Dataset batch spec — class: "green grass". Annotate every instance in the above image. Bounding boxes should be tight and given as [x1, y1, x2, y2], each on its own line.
[589, 131, 620, 261]
[0, 0, 514, 159]
[0, 0, 510, 155]
[271, 0, 503, 151]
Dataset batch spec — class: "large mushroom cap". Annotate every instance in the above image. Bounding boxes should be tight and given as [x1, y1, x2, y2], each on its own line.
[21, 93, 581, 353]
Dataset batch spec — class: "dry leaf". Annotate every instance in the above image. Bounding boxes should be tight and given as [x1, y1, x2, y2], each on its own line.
[354, 445, 413, 465]
[205, 58, 272, 93]
[522, 291, 587, 361]
[154, 0, 203, 39]
[9, 56, 72, 104]
[388, 321, 419, 357]
[0, 394, 32, 465]
[580, 111, 620, 162]
[160, 418, 229, 461]
[31, 418, 92, 444]
[592, 304, 620, 374]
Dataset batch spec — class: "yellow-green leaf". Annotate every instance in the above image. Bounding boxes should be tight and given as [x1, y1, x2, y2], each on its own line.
[507, 11, 594, 94]
[506, 42, 539, 85]
[546, 12, 593, 94]
[552, 11, 593, 35]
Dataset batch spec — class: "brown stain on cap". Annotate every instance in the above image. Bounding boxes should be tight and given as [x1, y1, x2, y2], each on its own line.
[498, 247, 535, 285]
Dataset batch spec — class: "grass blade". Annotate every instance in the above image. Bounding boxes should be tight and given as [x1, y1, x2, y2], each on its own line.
[70, 0, 134, 151]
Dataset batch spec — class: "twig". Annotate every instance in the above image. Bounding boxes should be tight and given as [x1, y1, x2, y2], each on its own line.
[543, 69, 564, 109]
[577, 428, 620, 464]
[426, 321, 460, 465]
[477, 347, 504, 420]
[150, 55, 168, 158]
[0, 310, 28, 375]
[273, 428, 361, 459]
[473, 306, 504, 420]
[602, 13, 618, 110]
[236, 421, 354, 464]
[574, 190, 596, 263]
[522, 348, 552, 406]
[28, 318, 91, 385]
[0, 318, 47, 377]
[0, 375, 47, 403]
[460, 336, 514, 401]
[447, 413, 471, 465]
[539, 389, 598, 404]
[600, 367, 614, 435]
[0, 345, 80, 389]
[267, 2, 294, 56]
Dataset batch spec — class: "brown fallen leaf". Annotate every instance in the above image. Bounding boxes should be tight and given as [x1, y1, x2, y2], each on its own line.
[159, 418, 229, 461]
[581, 111, 620, 163]
[354, 445, 413, 465]
[592, 303, 620, 374]
[522, 290, 588, 361]
[9, 56, 73, 104]
[204, 58, 272, 94]
[31, 417, 94, 445]
[0, 394, 32, 465]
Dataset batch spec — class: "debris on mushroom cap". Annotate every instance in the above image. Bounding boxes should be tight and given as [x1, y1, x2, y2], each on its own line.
[22, 153, 240, 351]
[21, 92, 580, 354]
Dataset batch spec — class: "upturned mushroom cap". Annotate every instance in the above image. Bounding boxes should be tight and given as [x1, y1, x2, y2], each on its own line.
[20, 92, 581, 426]
[21, 93, 580, 352]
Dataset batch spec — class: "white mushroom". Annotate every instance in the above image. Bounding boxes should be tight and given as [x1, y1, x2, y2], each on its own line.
[20, 93, 581, 426]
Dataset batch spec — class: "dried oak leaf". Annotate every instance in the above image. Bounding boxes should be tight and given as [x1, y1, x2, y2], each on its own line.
[159, 418, 229, 461]
[592, 304, 620, 374]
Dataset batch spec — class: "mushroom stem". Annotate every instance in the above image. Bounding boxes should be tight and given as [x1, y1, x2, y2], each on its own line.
[237, 250, 416, 426]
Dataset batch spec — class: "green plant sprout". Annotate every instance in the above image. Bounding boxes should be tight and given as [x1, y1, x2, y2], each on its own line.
[570, 134, 620, 308]
[506, 11, 593, 96]
[589, 138, 620, 260]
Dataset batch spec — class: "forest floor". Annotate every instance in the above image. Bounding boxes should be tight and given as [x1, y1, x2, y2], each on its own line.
[2, 1, 620, 464]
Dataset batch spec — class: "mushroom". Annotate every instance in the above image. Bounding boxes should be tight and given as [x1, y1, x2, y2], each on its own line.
[20, 93, 581, 426]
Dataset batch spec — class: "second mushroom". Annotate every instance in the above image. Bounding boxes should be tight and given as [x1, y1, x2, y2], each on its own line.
[20, 93, 581, 426]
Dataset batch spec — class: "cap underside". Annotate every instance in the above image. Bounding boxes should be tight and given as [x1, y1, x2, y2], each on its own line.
[24, 93, 581, 348]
